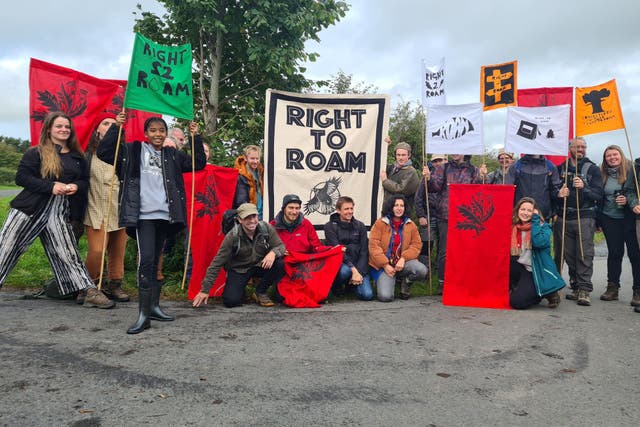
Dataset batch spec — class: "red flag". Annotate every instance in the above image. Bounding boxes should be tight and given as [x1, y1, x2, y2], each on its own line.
[518, 87, 573, 165]
[184, 164, 239, 299]
[443, 184, 514, 309]
[104, 79, 161, 142]
[29, 58, 120, 149]
[279, 246, 343, 308]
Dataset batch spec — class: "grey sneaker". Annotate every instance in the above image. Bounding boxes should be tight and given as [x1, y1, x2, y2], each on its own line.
[577, 290, 591, 306]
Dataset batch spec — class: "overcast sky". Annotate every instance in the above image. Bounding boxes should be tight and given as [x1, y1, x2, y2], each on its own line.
[2, 0, 639, 162]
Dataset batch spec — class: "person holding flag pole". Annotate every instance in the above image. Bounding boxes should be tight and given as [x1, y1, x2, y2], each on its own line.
[96, 32, 204, 334]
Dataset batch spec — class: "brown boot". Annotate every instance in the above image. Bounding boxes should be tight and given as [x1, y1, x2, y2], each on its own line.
[631, 290, 640, 307]
[103, 280, 130, 302]
[600, 282, 619, 301]
[83, 288, 115, 309]
[546, 291, 561, 308]
[76, 289, 86, 305]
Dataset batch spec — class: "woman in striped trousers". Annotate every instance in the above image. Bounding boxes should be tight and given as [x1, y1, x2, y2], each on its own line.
[0, 111, 113, 308]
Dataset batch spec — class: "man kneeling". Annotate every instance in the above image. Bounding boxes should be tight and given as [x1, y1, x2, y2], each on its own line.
[193, 203, 286, 308]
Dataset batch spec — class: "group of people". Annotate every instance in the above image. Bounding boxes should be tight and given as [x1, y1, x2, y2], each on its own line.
[1, 111, 639, 337]
[412, 138, 640, 313]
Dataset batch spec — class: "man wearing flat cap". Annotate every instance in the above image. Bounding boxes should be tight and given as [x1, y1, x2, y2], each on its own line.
[380, 140, 421, 214]
[193, 203, 285, 308]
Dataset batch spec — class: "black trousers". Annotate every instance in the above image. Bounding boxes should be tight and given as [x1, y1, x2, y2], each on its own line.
[509, 256, 542, 309]
[222, 258, 285, 308]
[136, 219, 171, 289]
[601, 214, 640, 290]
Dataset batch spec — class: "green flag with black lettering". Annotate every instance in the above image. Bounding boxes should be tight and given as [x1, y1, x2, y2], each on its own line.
[124, 33, 193, 119]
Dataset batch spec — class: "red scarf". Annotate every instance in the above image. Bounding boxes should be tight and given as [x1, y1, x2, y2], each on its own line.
[510, 222, 531, 256]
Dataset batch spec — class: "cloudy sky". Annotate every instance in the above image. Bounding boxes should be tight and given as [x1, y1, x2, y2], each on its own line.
[2, 0, 639, 161]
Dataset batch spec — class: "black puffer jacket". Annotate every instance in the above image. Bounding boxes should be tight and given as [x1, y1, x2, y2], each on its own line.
[97, 124, 206, 229]
[323, 212, 369, 275]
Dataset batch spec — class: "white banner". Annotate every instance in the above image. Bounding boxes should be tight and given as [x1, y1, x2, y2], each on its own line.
[426, 103, 484, 154]
[505, 105, 570, 155]
[264, 90, 389, 229]
[422, 58, 446, 106]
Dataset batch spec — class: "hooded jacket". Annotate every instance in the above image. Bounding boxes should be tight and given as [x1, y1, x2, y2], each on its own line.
[428, 158, 481, 221]
[97, 124, 206, 229]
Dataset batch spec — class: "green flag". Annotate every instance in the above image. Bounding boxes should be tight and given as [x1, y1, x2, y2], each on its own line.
[124, 33, 193, 119]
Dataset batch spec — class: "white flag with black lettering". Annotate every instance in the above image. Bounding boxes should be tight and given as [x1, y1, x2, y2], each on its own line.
[505, 105, 570, 156]
[264, 90, 389, 229]
[422, 58, 446, 106]
[426, 103, 484, 154]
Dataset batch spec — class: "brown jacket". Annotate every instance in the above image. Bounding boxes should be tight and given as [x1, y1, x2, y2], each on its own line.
[368, 216, 422, 269]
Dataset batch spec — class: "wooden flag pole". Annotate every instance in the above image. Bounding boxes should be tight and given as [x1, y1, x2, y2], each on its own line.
[98, 114, 125, 290]
[559, 155, 570, 271]
[181, 130, 197, 291]
[421, 106, 432, 294]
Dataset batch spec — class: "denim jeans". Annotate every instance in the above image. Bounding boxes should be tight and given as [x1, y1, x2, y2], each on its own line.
[375, 259, 428, 302]
[333, 263, 373, 300]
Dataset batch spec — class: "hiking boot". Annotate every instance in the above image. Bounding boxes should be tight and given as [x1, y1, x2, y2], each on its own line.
[546, 291, 561, 309]
[76, 289, 86, 305]
[565, 288, 579, 300]
[631, 290, 640, 307]
[436, 281, 444, 296]
[600, 282, 619, 301]
[635, 305, 640, 313]
[83, 288, 115, 309]
[577, 290, 591, 306]
[103, 280, 130, 302]
[253, 292, 275, 307]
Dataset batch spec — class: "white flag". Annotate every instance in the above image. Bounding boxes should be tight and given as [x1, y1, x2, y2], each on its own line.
[422, 58, 445, 106]
[505, 105, 570, 156]
[426, 103, 483, 154]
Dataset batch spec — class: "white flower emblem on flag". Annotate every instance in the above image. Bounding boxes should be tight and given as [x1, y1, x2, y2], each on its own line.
[505, 105, 570, 156]
[426, 103, 483, 154]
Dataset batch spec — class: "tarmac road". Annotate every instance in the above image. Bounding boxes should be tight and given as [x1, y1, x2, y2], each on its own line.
[1, 256, 640, 426]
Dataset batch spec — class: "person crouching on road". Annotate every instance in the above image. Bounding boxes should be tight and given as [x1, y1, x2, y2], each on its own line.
[369, 194, 427, 301]
[509, 197, 565, 309]
[193, 203, 286, 308]
[323, 196, 373, 300]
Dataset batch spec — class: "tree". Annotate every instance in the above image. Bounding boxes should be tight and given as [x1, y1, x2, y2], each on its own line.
[312, 69, 378, 94]
[134, 0, 349, 165]
[388, 99, 426, 171]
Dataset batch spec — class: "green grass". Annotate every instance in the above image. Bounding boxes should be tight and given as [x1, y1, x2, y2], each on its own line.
[0, 185, 19, 190]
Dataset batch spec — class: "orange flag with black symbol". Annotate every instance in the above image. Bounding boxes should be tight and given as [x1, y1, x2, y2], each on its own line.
[575, 79, 625, 136]
[480, 60, 517, 111]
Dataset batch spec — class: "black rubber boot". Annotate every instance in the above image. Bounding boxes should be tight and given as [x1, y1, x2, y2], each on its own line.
[127, 288, 151, 334]
[149, 281, 175, 321]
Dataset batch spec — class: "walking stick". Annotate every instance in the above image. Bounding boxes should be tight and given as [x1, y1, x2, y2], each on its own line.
[421, 106, 433, 293]
[559, 156, 570, 271]
[98, 114, 125, 290]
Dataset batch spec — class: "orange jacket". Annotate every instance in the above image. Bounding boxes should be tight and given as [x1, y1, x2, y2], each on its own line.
[368, 216, 422, 269]
[233, 155, 263, 206]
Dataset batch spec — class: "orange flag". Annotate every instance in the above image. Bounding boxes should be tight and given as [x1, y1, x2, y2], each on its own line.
[480, 60, 517, 111]
[575, 79, 625, 136]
